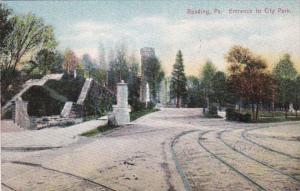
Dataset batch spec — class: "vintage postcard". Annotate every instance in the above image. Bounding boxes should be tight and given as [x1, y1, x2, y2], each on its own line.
[1, 0, 300, 190]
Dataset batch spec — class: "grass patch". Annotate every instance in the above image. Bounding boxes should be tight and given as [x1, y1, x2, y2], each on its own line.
[80, 124, 117, 137]
[256, 116, 300, 123]
[130, 108, 159, 121]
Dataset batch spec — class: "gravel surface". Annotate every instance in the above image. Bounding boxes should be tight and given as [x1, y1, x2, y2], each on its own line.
[1, 108, 300, 191]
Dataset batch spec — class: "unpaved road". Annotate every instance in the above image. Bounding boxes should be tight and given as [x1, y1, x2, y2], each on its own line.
[1, 108, 300, 191]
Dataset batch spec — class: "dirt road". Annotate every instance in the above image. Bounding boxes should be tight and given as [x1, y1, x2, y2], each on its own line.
[2, 108, 300, 191]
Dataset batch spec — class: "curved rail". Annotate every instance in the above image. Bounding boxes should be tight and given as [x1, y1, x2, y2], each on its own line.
[170, 130, 202, 191]
[9, 160, 118, 191]
[219, 130, 300, 183]
[241, 128, 300, 160]
[1, 183, 17, 191]
[197, 131, 267, 191]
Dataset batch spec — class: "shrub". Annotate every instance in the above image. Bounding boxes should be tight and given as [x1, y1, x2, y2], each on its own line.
[226, 108, 252, 122]
[226, 108, 237, 120]
[240, 113, 252, 122]
[22, 86, 65, 116]
[129, 99, 145, 112]
[44, 77, 85, 102]
[208, 103, 218, 116]
[2, 109, 12, 119]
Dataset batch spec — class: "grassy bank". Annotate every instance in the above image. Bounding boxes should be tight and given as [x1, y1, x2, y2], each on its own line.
[81, 108, 159, 137]
[80, 124, 117, 137]
[130, 108, 159, 121]
[256, 116, 300, 123]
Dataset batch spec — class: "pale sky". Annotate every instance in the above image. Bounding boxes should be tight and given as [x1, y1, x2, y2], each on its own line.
[5, 0, 300, 76]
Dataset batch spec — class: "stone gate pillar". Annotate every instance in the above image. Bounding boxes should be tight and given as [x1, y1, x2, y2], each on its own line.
[112, 81, 131, 125]
[14, 99, 31, 129]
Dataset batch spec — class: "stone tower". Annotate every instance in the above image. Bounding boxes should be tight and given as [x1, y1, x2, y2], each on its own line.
[140, 47, 155, 103]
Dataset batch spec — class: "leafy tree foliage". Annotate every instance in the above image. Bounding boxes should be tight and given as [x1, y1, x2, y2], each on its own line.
[200, 60, 216, 111]
[144, 56, 164, 102]
[25, 49, 63, 75]
[293, 76, 300, 117]
[273, 54, 297, 80]
[1, 13, 56, 71]
[98, 41, 107, 70]
[186, 76, 202, 108]
[226, 45, 275, 121]
[107, 45, 129, 91]
[273, 54, 298, 118]
[82, 54, 94, 77]
[0, 4, 14, 54]
[211, 71, 228, 109]
[171, 50, 187, 108]
[63, 49, 79, 74]
[0, 5, 57, 105]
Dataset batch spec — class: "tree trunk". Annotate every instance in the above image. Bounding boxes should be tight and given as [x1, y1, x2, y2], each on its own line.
[271, 101, 275, 118]
[176, 96, 180, 108]
[255, 103, 259, 121]
[251, 102, 255, 121]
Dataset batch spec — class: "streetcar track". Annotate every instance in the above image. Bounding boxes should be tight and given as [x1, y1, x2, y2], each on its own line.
[170, 129, 202, 191]
[242, 128, 300, 160]
[197, 131, 267, 191]
[1, 183, 17, 191]
[8, 160, 118, 191]
[218, 130, 300, 183]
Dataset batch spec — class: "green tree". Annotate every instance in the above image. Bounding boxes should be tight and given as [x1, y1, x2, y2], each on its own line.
[226, 45, 273, 121]
[212, 71, 227, 110]
[186, 76, 202, 107]
[273, 54, 298, 118]
[170, 50, 187, 108]
[107, 44, 129, 92]
[293, 76, 300, 117]
[0, 4, 14, 54]
[63, 49, 79, 75]
[144, 56, 164, 102]
[25, 49, 63, 75]
[0, 8, 57, 104]
[127, 54, 142, 111]
[98, 41, 107, 70]
[273, 54, 297, 80]
[1, 13, 56, 72]
[82, 53, 94, 77]
[200, 60, 216, 112]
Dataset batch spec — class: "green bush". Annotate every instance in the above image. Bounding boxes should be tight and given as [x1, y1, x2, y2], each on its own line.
[208, 103, 218, 116]
[129, 99, 145, 112]
[226, 108, 238, 120]
[226, 108, 251, 122]
[240, 113, 252, 122]
[22, 86, 65, 116]
[44, 76, 85, 102]
[2, 109, 12, 119]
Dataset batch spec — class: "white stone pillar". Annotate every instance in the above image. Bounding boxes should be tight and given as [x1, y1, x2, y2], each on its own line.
[113, 81, 131, 125]
[14, 99, 31, 129]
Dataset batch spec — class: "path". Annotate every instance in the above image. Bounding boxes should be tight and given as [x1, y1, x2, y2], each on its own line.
[1, 108, 300, 191]
[1, 119, 107, 149]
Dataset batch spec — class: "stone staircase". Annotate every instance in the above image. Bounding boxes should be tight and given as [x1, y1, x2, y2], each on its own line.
[2, 73, 64, 114]
[60, 102, 73, 118]
[77, 78, 93, 105]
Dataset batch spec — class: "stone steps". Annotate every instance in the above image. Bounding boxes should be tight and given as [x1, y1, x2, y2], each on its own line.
[60, 102, 73, 118]
[2, 73, 64, 114]
[77, 78, 93, 105]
